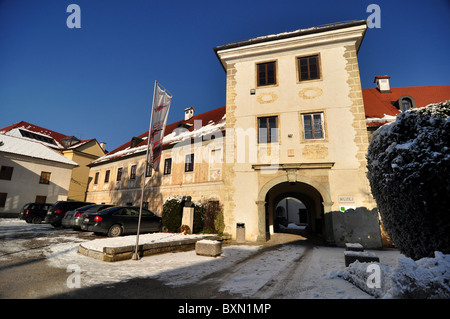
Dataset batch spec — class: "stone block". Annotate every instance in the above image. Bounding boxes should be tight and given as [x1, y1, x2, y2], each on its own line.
[195, 240, 222, 257]
[345, 243, 364, 252]
[182, 206, 194, 234]
[344, 251, 379, 267]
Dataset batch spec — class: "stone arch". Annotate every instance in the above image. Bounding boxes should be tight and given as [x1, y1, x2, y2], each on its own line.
[255, 173, 333, 241]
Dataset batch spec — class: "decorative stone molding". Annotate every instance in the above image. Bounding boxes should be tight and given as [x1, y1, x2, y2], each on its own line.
[257, 92, 278, 104]
[298, 87, 323, 99]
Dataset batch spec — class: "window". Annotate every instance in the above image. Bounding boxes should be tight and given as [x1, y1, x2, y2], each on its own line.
[209, 149, 222, 169]
[35, 196, 46, 204]
[258, 116, 278, 143]
[257, 61, 276, 86]
[164, 158, 172, 175]
[401, 98, 412, 112]
[298, 55, 320, 81]
[130, 165, 137, 179]
[145, 163, 152, 177]
[116, 168, 123, 181]
[104, 170, 110, 183]
[0, 193, 6, 207]
[302, 113, 325, 140]
[94, 172, 99, 184]
[39, 172, 51, 184]
[185, 154, 194, 172]
[0, 166, 14, 180]
[19, 129, 57, 146]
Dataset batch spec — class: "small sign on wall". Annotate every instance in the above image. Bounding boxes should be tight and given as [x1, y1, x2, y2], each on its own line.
[338, 195, 355, 212]
[338, 195, 354, 203]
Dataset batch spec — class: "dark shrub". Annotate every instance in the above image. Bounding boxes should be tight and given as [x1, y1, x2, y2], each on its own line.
[162, 196, 204, 233]
[367, 101, 450, 260]
[201, 200, 225, 234]
[162, 197, 183, 233]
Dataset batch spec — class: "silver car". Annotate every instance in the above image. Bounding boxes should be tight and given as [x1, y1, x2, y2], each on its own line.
[62, 204, 114, 230]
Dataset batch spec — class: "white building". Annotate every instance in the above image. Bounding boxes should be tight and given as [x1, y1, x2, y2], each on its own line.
[0, 134, 78, 216]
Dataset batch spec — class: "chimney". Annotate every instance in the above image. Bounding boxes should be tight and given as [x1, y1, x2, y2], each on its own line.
[374, 75, 391, 93]
[184, 107, 195, 120]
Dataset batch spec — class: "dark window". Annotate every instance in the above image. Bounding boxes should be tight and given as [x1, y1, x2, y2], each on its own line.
[116, 168, 123, 181]
[35, 196, 46, 204]
[164, 158, 172, 175]
[19, 129, 57, 145]
[185, 154, 194, 172]
[258, 116, 278, 143]
[104, 170, 110, 183]
[130, 165, 137, 180]
[401, 98, 412, 112]
[0, 193, 6, 207]
[39, 172, 51, 184]
[303, 113, 324, 140]
[0, 166, 14, 180]
[145, 163, 152, 177]
[257, 61, 276, 86]
[94, 172, 99, 184]
[298, 55, 320, 81]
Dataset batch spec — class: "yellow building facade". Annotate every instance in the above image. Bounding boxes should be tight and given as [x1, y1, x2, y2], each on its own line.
[86, 21, 383, 247]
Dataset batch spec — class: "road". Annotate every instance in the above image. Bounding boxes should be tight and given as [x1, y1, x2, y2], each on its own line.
[0, 218, 375, 299]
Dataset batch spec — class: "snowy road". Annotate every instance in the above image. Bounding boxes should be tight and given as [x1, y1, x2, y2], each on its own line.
[0, 218, 401, 299]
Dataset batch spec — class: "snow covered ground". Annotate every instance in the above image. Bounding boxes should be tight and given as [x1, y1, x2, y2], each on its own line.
[1, 219, 448, 298]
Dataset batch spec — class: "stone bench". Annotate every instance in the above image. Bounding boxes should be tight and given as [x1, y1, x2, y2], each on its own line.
[195, 239, 222, 257]
[345, 243, 364, 252]
[344, 251, 379, 267]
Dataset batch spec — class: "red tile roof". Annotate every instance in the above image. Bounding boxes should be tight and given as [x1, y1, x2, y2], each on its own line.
[90, 106, 226, 165]
[362, 85, 450, 125]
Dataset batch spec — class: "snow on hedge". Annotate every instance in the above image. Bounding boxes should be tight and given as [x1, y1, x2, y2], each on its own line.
[366, 100, 450, 260]
[336, 251, 450, 298]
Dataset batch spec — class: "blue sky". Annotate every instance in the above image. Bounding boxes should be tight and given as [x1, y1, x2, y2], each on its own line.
[0, 0, 449, 151]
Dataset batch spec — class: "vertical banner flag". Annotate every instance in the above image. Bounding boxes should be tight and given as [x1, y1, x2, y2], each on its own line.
[149, 83, 172, 171]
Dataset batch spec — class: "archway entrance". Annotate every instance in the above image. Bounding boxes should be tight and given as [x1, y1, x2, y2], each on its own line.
[275, 197, 308, 231]
[265, 182, 324, 240]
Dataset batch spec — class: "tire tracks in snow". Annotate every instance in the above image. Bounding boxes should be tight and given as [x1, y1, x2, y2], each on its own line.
[255, 244, 314, 298]
[202, 241, 312, 298]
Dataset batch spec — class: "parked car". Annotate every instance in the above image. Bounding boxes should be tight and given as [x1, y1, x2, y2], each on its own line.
[81, 206, 164, 237]
[62, 204, 114, 230]
[18, 203, 53, 224]
[45, 200, 95, 227]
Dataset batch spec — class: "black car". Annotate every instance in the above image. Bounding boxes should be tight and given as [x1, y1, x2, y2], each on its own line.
[62, 204, 114, 230]
[81, 206, 164, 237]
[18, 203, 53, 224]
[45, 200, 95, 227]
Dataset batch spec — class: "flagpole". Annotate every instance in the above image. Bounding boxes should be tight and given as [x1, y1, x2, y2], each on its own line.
[132, 80, 158, 261]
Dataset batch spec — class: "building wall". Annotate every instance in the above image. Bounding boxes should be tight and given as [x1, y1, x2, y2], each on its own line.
[0, 153, 73, 215]
[217, 23, 378, 242]
[86, 137, 225, 216]
[62, 141, 105, 201]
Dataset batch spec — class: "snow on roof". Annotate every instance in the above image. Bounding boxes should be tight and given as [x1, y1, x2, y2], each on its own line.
[215, 20, 367, 51]
[0, 134, 78, 166]
[3, 127, 64, 149]
[0, 121, 98, 151]
[89, 106, 226, 166]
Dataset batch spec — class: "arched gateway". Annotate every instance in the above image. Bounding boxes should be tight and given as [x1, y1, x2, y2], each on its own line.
[256, 175, 333, 241]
